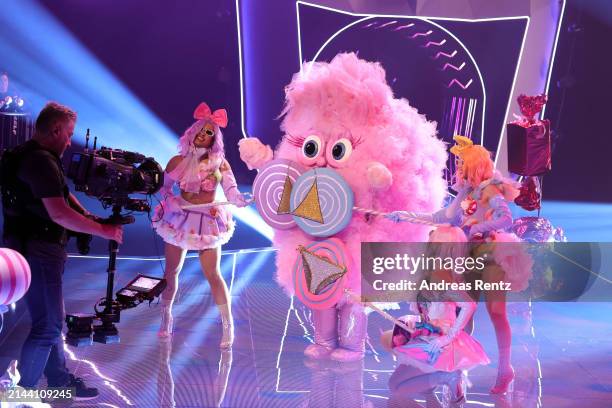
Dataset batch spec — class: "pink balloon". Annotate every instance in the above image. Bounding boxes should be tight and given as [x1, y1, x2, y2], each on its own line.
[0, 248, 31, 305]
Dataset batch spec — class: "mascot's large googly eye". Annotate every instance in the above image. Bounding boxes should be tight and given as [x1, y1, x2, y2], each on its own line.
[302, 135, 323, 160]
[327, 138, 353, 167]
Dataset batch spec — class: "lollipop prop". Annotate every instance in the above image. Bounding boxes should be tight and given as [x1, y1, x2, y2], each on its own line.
[193, 161, 439, 234]
[0, 248, 31, 306]
[293, 238, 352, 310]
[344, 289, 413, 333]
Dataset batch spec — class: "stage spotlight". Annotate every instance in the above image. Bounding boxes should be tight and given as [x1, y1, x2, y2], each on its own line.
[0, 0, 177, 164]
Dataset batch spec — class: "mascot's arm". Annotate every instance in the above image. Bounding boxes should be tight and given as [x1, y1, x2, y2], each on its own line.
[238, 137, 273, 170]
[366, 162, 393, 191]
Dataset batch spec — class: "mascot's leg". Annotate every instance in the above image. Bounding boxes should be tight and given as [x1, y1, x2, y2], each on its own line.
[304, 308, 338, 359]
[331, 303, 367, 362]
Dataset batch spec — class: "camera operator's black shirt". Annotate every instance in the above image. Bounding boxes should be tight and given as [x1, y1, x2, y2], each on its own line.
[18, 143, 67, 204]
[4, 140, 68, 260]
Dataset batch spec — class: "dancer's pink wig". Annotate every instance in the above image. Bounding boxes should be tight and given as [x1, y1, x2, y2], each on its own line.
[177, 102, 227, 164]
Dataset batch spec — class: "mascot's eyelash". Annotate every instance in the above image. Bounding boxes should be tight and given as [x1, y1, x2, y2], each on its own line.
[286, 134, 305, 147]
[349, 134, 364, 148]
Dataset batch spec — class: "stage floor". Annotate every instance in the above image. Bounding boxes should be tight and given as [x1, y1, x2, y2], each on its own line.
[1, 200, 612, 407]
[1, 246, 612, 408]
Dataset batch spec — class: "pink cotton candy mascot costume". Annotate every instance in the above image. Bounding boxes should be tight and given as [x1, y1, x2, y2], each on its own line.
[240, 53, 447, 361]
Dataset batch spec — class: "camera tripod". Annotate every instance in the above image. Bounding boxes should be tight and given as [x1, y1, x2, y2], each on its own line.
[93, 205, 135, 344]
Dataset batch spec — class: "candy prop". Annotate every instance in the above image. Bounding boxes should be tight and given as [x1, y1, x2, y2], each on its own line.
[0, 248, 31, 306]
[507, 94, 551, 176]
[290, 168, 354, 237]
[293, 238, 351, 310]
[252, 159, 306, 230]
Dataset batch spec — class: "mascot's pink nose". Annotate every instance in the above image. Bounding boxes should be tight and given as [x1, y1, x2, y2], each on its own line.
[314, 156, 327, 167]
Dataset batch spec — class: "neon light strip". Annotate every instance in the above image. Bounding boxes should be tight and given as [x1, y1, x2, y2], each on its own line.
[435, 50, 457, 59]
[377, 20, 397, 29]
[296, 1, 537, 148]
[470, 98, 476, 137]
[394, 23, 414, 31]
[409, 30, 432, 38]
[235, 0, 247, 139]
[442, 61, 466, 71]
[541, 0, 567, 119]
[297, 1, 529, 23]
[464, 98, 472, 137]
[424, 39, 447, 47]
[67, 247, 277, 261]
[447, 78, 473, 90]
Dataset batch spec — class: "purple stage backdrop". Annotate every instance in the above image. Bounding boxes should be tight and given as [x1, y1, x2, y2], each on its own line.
[1, 0, 609, 202]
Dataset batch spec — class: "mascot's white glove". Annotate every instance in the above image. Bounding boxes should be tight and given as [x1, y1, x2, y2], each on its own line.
[366, 162, 393, 190]
[238, 137, 273, 170]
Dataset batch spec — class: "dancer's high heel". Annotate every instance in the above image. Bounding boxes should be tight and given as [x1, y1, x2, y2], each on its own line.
[446, 371, 465, 404]
[219, 303, 234, 349]
[158, 305, 174, 339]
[490, 366, 515, 394]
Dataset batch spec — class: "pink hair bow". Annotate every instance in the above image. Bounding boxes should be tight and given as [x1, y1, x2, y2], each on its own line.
[193, 102, 228, 128]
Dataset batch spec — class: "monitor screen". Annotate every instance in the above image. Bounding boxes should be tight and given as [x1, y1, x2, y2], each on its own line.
[131, 276, 161, 291]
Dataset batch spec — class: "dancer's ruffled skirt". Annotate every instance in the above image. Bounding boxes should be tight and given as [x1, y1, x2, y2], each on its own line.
[393, 330, 490, 373]
[152, 196, 235, 250]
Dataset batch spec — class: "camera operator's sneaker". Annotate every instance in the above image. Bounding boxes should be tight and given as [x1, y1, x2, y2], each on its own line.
[66, 374, 99, 400]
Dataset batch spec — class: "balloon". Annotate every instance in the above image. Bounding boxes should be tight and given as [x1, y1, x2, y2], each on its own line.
[0, 248, 31, 305]
[512, 217, 566, 242]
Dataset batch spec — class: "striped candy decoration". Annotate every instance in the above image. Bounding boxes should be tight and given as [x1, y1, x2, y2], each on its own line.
[0, 248, 31, 306]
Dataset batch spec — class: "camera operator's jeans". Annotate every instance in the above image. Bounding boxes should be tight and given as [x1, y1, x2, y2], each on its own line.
[18, 256, 71, 388]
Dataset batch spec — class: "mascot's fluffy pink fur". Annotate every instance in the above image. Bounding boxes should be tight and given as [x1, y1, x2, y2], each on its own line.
[240, 52, 448, 360]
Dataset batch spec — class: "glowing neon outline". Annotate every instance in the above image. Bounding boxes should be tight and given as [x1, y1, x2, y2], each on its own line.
[302, 9, 493, 145]
[493, 13, 531, 165]
[296, 1, 539, 151]
[443, 61, 466, 71]
[541, 0, 567, 118]
[435, 50, 458, 59]
[424, 39, 447, 47]
[447, 78, 473, 89]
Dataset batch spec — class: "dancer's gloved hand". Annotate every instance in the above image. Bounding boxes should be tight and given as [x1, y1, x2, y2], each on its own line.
[468, 194, 513, 238]
[384, 211, 408, 223]
[221, 161, 252, 208]
[229, 192, 253, 208]
[424, 334, 453, 354]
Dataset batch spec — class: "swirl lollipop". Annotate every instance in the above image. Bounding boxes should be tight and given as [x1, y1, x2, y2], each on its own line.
[290, 168, 354, 237]
[293, 238, 352, 310]
[253, 159, 306, 230]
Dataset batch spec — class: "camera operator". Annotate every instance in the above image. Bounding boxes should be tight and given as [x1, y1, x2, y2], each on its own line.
[1, 102, 122, 400]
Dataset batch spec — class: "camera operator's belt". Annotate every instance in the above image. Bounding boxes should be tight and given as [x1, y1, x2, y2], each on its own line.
[3, 215, 67, 245]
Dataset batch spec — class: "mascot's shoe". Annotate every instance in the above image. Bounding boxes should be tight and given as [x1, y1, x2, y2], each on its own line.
[330, 348, 364, 362]
[304, 343, 336, 359]
[332, 304, 366, 362]
[305, 308, 339, 359]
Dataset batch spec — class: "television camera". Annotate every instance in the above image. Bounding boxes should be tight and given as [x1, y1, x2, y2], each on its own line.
[64, 130, 166, 346]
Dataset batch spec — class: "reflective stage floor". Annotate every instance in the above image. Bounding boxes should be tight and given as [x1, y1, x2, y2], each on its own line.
[1, 244, 612, 408]
[1, 201, 612, 407]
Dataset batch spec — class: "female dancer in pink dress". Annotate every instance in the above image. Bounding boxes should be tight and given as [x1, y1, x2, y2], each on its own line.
[381, 226, 489, 404]
[153, 102, 250, 348]
[387, 136, 531, 394]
